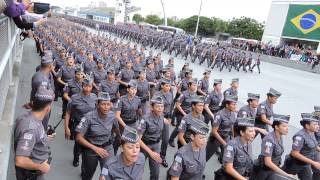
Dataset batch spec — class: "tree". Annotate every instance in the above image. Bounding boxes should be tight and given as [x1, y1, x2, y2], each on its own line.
[145, 15, 162, 25]
[132, 13, 144, 24]
[227, 17, 264, 40]
[179, 15, 215, 36]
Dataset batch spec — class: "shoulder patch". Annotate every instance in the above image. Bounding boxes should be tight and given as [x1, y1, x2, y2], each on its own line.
[101, 167, 108, 175]
[227, 145, 233, 151]
[23, 133, 33, 140]
[265, 141, 272, 147]
[295, 136, 302, 141]
[175, 156, 182, 163]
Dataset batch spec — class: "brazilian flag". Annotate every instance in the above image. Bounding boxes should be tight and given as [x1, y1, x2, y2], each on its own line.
[282, 4, 320, 41]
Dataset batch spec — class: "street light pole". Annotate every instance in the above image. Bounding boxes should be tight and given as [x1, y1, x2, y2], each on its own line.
[160, 0, 167, 26]
[194, 0, 203, 37]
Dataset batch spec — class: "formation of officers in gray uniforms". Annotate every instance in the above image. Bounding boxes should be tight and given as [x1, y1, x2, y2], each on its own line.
[64, 15, 262, 74]
[13, 16, 320, 180]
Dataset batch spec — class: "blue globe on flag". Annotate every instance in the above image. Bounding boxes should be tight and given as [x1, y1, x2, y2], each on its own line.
[299, 13, 317, 30]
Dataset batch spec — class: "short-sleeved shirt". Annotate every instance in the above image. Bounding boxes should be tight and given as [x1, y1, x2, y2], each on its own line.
[223, 87, 238, 99]
[67, 93, 97, 122]
[179, 113, 205, 143]
[223, 136, 253, 176]
[115, 94, 141, 121]
[255, 100, 274, 126]
[93, 68, 108, 85]
[168, 143, 206, 180]
[212, 108, 237, 136]
[57, 65, 75, 83]
[205, 90, 222, 113]
[258, 131, 284, 166]
[178, 78, 190, 92]
[237, 105, 257, 119]
[64, 79, 82, 98]
[154, 90, 174, 117]
[146, 68, 157, 83]
[83, 60, 97, 74]
[291, 129, 318, 160]
[100, 80, 119, 101]
[30, 71, 55, 102]
[198, 78, 209, 94]
[118, 69, 134, 83]
[75, 110, 118, 146]
[136, 79, 150, 102]
[101, 153, 145, 180]
[14, 112, 50, 164]
[137, 112, 164, 143]
[177, 90, 197, 114]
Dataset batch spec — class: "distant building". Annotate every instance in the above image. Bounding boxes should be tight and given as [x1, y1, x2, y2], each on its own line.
[114, 0, 141, 24]
[262, 0, 320, 52]
[78, 7, 115, 23]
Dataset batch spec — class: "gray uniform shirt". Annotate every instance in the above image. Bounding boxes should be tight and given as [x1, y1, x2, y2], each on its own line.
[93, 68, 108, 84]
[198, 78, 209, 94]
[255, 100, 274, 126]
[205, 90, 222, 113]
[177, 90, 197, 114]
[168, 143, 206, 180]
[179, 113, 205, 143]
[101, 153, 146, 180]
[75, 110, 118, 146]
[238, 105, 257, 119]
[31, 71, 55, 102]
[100, 80, 119, 102]
[57, 65, 75, 83]
[154, 90, 173, 117]
[292, 129, 318, 160]
[212, 108, 237, 136]
[258, 131, 284, 166]
[67, 93, 97, 122]
[14, 112, 50, 164]
[137, 112, 164, 143]
[115, 94, 141, 122]
[223, 136, 253, 176]
[118, 69, 134, 83]
[136, 79, 150, 102]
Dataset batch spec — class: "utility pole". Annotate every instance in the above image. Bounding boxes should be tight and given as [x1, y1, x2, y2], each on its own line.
[160, 0, 167, 26]
[194, 0, 203, 37]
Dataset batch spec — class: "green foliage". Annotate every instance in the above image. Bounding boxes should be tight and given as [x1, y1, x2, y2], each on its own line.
[226, 17, 264, 40]
[132, 13, 144, 24]
[137, 14, 264, 40]
[145, 15, 162, 25]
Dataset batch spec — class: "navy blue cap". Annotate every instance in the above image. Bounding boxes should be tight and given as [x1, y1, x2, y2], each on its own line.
[35, 85, 54, 102]
[98, 92, 111, 101]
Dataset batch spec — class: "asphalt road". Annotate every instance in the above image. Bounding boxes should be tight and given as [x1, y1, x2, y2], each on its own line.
[8, 24, 320, 180]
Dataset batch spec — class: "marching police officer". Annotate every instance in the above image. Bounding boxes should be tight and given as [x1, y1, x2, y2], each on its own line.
[64, 75, 97, 167]
[118, 60, 135, 96]
[223, 78, 239, 101]
[137, 96, 169, 180]
[29, 53, 55, 130]
[15, 86, 54, 180]
[282, 113, 320, 180]
[154, 78, 174, 167]
[252, 114, 295, 180]
[136, 69, 150, 115]
[92, 58, 108, 93]
[214, 117, 256, 180]
[169, 78, 198, 147]
[203, 79, 223, 124]
[100, 68, 120, 104]
[115, 79, 142, 128]
[255, 88, 281, 138]
[99, 126, 146, 180]
[83, 51, 97, 74]
[197, 69, 211, 96]
[178, 96, 206, 148]
[167, 117, 209, 180]
[76, 92, 120, 180]
[238, 93, 260, 119]
[206, 95, 238, 163]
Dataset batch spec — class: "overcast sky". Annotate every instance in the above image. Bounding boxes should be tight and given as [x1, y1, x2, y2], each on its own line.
[45, 0, 273, 23]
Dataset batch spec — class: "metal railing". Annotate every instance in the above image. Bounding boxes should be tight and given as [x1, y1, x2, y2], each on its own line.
[0, 15, 20, 118]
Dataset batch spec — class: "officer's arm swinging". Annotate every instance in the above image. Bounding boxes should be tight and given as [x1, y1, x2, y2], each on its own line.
[224, 163, 246, 180]
[76, 133, 108, 158]
[212, 127, 227, 146]
[16, 156, 49, 173]
[291, 150, 320, 168]
[176, 102, 187, 117]
[264, 156, 292, 177]
[138, 135, 162, 163]
[260, 114, 272, 126]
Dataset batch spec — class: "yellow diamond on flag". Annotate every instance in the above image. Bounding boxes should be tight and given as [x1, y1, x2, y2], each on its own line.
[291, 9, 320, 34]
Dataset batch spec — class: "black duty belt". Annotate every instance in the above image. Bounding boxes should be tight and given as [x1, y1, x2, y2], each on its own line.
[143, 138, 160, 145]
